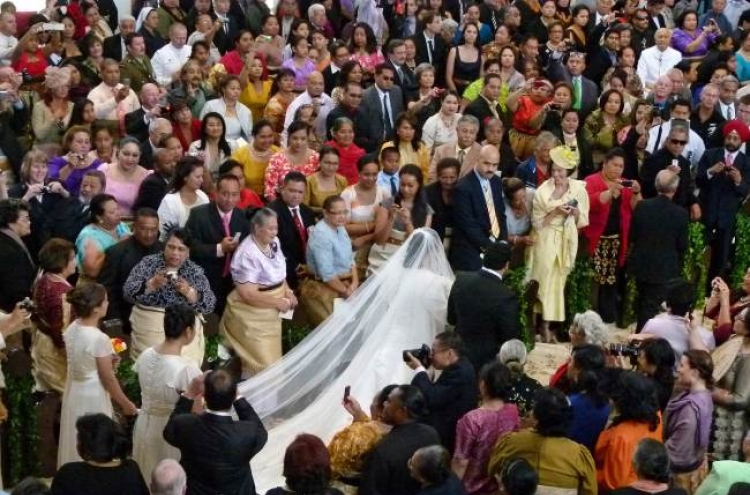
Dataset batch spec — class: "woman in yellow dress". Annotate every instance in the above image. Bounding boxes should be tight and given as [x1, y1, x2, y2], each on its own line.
[304, 145, 347, 215]
[239, 53, 273, 123]
[381, 114, 430, 179]
[527, 146, 590, 343]
[230, 120, 280, 197]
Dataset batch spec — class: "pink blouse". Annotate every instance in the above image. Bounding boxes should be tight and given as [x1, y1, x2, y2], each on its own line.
[263, 149, 320, 201]
[98, 163, 152, 217]
[350, 49, 385, 72]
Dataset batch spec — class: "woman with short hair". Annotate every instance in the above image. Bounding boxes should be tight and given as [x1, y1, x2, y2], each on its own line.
[267, 434, 341, 495]
[610, 439, 687, 495]
[75, 193, 130, 280]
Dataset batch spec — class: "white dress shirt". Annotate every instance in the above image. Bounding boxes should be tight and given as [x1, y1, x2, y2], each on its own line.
[281, 90, 335, 145]
[87, 83, 140, 120]
[0, 32, 17, 61]
[636, 46, 682, 88]
[719, 101, 736, 121]
[151, 43, 192, 86]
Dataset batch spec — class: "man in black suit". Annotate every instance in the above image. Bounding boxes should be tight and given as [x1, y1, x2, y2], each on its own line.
[463, 73, 502, 142]
[548, 52, 599, 120]
[584, 24, 620, 87]
[125, 83, 164, 142]
[268, 172, 315, 290]
[696, 121, 750, 284]
[325, 82, 372, 151]
[385, 39, 417, 105]
[448, 242, 520, 370]
[412, 11, 446, 85]
[212, 1, 243, 55]
[359, 385, 441, 495]
[138, 118, 173, 169]
[629, 169, 689, 331]
[133, 148, 174, 211]
[0, 199, 35, 312]
[407, 332, 478, 453]
[322, 42, 349, 95]
[185, 175, 251, 315]
[164, 369, 267, 495]
[102, 15, 136, 61]
[640, 125, 702, 221]
[99, 208, 163, 334]
[359, 64, 404, 152]
[450, 145, 508, 271]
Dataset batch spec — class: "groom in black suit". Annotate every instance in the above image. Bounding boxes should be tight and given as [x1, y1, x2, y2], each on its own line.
[449, 145, 508, 271]
[164, 369, 267, 495]
[447, 242, 521, 371]
[185, 175, 251, 315]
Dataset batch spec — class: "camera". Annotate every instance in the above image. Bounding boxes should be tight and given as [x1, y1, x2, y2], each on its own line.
[19, 297, 36, 313]
[549, 103, 561, 111]
[620, 179, 633, 187]
[609, 342, 640, 365]
[166, 272, 178, 283]
[566, 198, 578, 208]
[403, 344, 431, 368]
[41, 185, 52, 193]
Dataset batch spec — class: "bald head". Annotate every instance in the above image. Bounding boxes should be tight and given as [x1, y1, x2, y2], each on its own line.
[140, 83, 160, 108]
[151, 459, 186, 495]
[307, 71, 324, 97]
[475, 145, 500, 179]
[655, 169, 680, 195]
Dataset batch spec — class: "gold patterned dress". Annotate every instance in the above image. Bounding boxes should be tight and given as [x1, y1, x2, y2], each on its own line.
[328, 419, 391, 494]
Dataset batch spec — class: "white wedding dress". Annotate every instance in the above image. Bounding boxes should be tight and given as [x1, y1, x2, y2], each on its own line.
[237, 229, 455, 492]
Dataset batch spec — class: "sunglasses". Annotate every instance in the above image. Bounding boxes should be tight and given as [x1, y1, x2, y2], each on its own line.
[670, 139, 688, 146]
[635, 16, 648, 20]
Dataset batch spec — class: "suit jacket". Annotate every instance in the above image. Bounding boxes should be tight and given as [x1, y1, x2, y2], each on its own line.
[184, 203, 251, 309]
[385, 59, 417, 106]
[360, 85, 405, 149]
[164, 395, 268, 495]
[416, 475, 468, 495]
[628, 194, 688, 283]
[359, 421, 441, 495]
[547, 61, 598, 120]
[119, 54, 157, 93]
[213, 16, 242, 55]
[463, 96, 502, 142]
[447, 270, 521, 370]
[640, 148, 696, 209]
[139, 139, 156, 169]
[449, 172, 508, 271]
[268, 199, 315, 289]
[696, 147, 750, 229]
[322, 64, 339, 95]
[0, 231, 36, 312]
[429, 141, 482, 182]
[133, 173, 171, 212]
[125, 108, 150, 143]
[411, 357, 478, 452]
[412, 33, 446, 86]
[103, 34, 124, 61]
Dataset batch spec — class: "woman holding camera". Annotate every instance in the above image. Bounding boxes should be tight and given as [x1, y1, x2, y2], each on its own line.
[49, 126, 103, 197]
[583, 148, 642, 325]
[527, 146, 589, 343]
[672, 10, 719, 58]
[704, 268, 750, 346]
[123, 228, 216, 369]
[58, 283, 138, 467]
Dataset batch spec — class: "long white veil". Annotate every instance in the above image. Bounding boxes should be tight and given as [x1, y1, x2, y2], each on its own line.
[237, 228, 455, 492]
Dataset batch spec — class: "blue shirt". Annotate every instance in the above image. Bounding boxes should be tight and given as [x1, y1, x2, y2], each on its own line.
[306, 220, 354, 282]
[376, 171, 399, 196]
[567, 392, 610, 453]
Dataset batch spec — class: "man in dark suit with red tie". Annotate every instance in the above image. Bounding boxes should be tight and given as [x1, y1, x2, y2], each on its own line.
[185, 175, 251, 315]
[449, 145, 508, 271]
[268, 172, 316, 290]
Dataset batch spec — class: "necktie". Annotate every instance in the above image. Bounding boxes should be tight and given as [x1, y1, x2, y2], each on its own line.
[728, 106, 734, 120]
[396, 66, 403, 84]
[458, 149, 466, 165]
[221, 212, 232, 277]
[483, 182, 501, 239]
[727, 153, 734, 167]
[383, 92, 393, 138]
[390, 176, 398, 197]
[292, 207, 307, 252]
[572, 77, 582, 110]
[427, 39, 434, 64]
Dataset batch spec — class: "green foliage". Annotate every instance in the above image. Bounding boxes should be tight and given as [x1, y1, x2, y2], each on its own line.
[683, 222, 709, 309]
[204, 333, 221, 364]
[116, 357, 141, 406]
[282, 320, 312, 354]
[504, 265, 534, 350]
[5, 374, 39, 485]
[565, 257, 595, 324]
[732, 213, 750, 287]
[622, 276, 638, 328]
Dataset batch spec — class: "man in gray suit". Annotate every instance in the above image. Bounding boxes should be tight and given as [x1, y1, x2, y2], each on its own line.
[548, 52, 598, 120]
[359, 64, 404, 152]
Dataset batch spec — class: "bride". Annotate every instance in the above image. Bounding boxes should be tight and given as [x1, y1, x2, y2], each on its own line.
[237, 228, 455, 491]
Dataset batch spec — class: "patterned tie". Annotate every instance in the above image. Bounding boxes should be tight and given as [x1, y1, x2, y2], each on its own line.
[427, 39, 434, 64]
[572, 77, 582, 110]
[483, 181, 501, 239]
[458, 149, 466, 165]
[292, 207, 308, 252]
[221, 212, 232, 276]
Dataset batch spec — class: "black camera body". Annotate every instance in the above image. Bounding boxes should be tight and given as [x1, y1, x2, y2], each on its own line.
[19, 297, 36, 312]
[620, 179, 634, 187]
[403, 344, 431, 368]
[609, 342, 640, 365]
[42, 185, 52, 194]
[166, 272, 178, 283]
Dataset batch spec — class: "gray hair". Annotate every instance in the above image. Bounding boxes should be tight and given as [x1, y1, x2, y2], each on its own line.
[534, 131, 560, 152]
[442, 17, 458, 33]
[414, 63, 435, 82]
[498, 339, 528, 366]
[411, 445, 451, 485]
[250, 207, 278, 234]
[149, 117, 172, 133]
[457, 114, 480, 130]
[119, 15, 136, 25]
[720, 74, 740, 89]
[308, 3, 325, 18]
[150, 459, 186, 495]
[387, 38, 405, 54]
[655, 169, 680, 194]
[571, 311, 608, 347]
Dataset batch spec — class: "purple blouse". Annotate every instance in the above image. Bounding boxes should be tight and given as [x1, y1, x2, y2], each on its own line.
[453, 404, 521, 495]
[671, 28, 716, 57]
[48, 156, 103, 197]
[281, 58, 317, 89]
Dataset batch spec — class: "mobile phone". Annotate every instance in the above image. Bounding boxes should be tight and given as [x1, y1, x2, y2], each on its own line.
[344, 385, 351, 401]
[258, 34, 273, 42]
[620, 179, 634, 187]
[42, 22, 65, 31]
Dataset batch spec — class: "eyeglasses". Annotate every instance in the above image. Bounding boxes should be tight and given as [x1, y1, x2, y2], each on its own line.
[635, 16, 648, 20]
[670, 139, 688, 146]
[380, 75, 394, 81]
